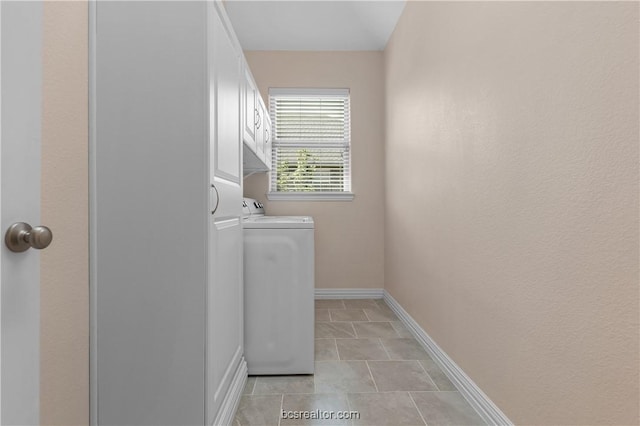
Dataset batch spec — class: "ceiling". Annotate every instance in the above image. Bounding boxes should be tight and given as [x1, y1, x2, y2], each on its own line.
[224, 0, 406, 51]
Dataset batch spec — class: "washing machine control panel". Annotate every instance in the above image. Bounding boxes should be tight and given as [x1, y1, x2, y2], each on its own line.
[243, 197, 265, 217]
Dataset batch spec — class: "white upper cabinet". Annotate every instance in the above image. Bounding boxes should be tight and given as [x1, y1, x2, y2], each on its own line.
[211, 18, 241, 184]
[263, 104, 272, 170]
[241, 58, 271, 175]
[255, 97, 265, 159]
[243, 64, 258, 153]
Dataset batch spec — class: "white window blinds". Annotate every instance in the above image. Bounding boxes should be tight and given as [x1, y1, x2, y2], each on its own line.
[269, 88, 351, 195]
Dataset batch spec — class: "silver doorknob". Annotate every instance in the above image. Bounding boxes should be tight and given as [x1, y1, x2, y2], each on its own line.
[5, 222, 53, 252]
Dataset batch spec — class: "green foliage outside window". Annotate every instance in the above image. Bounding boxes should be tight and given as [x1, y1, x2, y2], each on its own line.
[276, 149, 316, 192]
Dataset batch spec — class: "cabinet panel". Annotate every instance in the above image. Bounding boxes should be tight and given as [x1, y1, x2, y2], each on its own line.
[263, 110, 272, 171]
[255, 99, 265, 160]
[241, 58, 272, 174]
[212, 7, 241, 184]
[208, 216, 243, 421]
[207, 3, 244, 424]
[243, 66, 257, 150]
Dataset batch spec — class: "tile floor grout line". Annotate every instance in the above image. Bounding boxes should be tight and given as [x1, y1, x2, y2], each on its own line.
[253, 376, 261, 395]
[378, 337, 393, 360]
[390, 320, 401, 338]
[277, 393, 284, 426]
[363, 309, 372, 322]
[416, 359, 439, 390]
[408, 391, 429, 426]
[317, 359, 437, 363]
[350, 321, 358, 339]
[248, 390, 458, 396]
[364, 360, 379, 393]
[345, 392, 355, 426]
[334, 338, 341, 361]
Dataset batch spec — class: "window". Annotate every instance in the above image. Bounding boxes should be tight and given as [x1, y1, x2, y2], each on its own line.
[268, 88, 353, 201]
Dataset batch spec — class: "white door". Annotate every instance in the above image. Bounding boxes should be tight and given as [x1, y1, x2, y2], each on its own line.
[0, 2, 45, 425]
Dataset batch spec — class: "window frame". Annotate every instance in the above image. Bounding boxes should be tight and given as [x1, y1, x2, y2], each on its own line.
[267, 88, 354, 201]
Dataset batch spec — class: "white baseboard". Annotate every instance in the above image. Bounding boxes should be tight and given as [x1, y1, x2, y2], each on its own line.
[383, 291, 513, 426]
[315, 288, 384, 299]
[213, 357, 247, 426]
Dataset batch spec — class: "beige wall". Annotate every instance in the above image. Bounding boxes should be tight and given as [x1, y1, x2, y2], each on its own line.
[41, 2, 89, 425]
[384, 2, 639, 425]
[244, 51, 385, 290]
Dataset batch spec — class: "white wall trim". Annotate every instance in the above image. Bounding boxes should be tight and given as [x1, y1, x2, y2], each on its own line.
[314, 288, 383, 299]
[383, 291, 513, 426]
[212, 357, 247, 426]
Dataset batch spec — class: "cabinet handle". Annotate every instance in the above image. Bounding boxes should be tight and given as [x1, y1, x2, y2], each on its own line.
[256, 112, 262, 130]
[211, 184, 220, 215]
[254, 109, 260, 126]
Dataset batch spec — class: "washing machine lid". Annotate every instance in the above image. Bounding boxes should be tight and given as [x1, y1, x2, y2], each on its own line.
[243, 216, 314, 229]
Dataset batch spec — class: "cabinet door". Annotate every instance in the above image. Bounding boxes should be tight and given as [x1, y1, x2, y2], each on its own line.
[263, 112, 272, 171]
[243, 65, 257, 150]
[207, 3, 244, 424]
[255, 98, 265, 161]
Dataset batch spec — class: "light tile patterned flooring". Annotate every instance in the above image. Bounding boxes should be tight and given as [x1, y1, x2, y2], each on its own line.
[234, 299, 486, 426]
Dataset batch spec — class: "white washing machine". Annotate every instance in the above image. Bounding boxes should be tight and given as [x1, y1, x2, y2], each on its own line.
[243, 198, 315, 374]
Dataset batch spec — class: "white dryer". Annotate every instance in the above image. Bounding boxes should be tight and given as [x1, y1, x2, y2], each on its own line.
[243, 198, 314, 374]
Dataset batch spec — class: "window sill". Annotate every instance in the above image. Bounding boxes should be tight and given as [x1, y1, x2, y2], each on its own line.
[266, 192, 355, 201]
